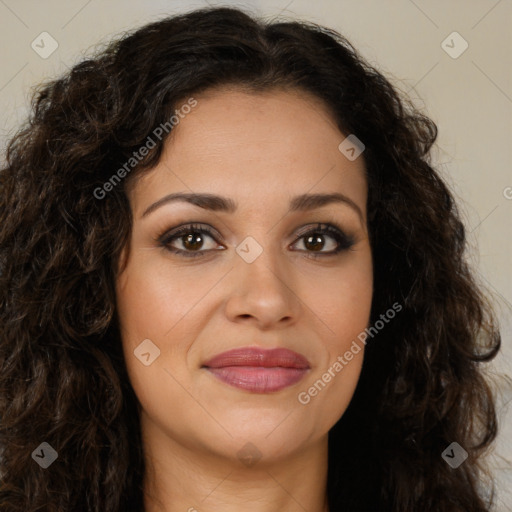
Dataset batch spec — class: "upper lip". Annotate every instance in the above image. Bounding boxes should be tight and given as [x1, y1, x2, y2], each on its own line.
[202, 347, 310, 369]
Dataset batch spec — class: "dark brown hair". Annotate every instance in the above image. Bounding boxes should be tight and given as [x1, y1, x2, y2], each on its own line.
[0, 6, 502, 511]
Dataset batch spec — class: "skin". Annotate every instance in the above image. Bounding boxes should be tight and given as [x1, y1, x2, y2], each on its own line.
[115, 86, 373, 512]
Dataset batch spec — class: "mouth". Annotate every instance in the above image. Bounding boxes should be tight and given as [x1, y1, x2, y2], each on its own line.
[202, 347, 310, 393]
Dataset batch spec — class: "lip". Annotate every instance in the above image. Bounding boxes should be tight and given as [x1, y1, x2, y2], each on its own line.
[202, 347, 310, 393]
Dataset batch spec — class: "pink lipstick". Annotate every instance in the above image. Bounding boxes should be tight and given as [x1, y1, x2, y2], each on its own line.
[202, 347, 310, 393]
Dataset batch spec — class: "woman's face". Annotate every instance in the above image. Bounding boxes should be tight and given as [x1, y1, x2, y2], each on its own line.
[115, 87, 373, 465]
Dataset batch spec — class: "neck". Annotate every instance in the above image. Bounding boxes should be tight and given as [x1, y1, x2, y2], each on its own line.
[141, 415, 330, 512]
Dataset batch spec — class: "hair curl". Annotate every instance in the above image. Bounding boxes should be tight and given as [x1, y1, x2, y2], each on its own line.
[0, 6, 502, 511]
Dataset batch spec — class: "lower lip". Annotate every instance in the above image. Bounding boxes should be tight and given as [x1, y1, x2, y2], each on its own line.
[205, 366, 309, 393]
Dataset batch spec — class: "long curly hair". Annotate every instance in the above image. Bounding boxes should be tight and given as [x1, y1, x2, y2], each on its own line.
[0, 6, 502, 511]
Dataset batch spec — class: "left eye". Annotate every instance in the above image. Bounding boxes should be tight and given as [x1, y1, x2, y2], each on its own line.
[292, 231, 341, 253]
[290, 223, 355, 256]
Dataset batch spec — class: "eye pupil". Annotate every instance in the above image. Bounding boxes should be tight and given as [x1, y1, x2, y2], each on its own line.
[183, 233, 203, 251]
[305, 234, 325, 252]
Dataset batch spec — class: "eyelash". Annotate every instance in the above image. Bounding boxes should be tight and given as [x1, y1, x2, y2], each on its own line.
[156, 222, 355, 259]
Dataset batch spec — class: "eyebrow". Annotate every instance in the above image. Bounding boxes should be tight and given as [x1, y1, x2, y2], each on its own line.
[141, 192, 364, 223]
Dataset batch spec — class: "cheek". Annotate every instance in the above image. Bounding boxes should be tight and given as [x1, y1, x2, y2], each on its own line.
[294, 254, 371, 423]
[115, 253, 220, 384]
[310, 253, 373, 349]
[116, 255, 204, 343]
[302, 355, 364, 434]
[115, 262, 193, 416]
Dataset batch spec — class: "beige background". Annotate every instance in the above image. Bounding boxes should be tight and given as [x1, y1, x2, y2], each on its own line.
[0, 0, 511, 509]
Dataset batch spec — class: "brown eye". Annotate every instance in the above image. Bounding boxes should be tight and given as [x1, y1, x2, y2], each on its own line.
[303, 234, 328, 252]
[181, 232, 206, 251]
[291, 223, 355, 257]
[159, 223, 224, 258]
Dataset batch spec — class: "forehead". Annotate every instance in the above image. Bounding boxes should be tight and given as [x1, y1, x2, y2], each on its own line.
[128, 87, 368, 218]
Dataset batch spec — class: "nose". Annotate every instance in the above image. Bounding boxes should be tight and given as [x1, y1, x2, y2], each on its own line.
[224, 245, 302, 330]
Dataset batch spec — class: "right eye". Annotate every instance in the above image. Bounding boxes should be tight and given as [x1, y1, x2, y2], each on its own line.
[157, 223, 225, 258]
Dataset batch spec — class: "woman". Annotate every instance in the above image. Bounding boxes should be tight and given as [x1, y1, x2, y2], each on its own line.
[0, 6, 502, 511]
